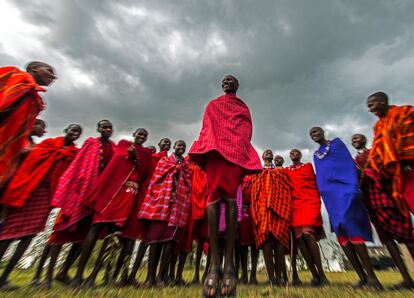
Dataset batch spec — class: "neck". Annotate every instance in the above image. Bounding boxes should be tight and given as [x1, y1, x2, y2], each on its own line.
[318, 139, 329, 146]
[101, 136, 110, 143]
[63, 138, 73, 146]
[292, 160, 302, 165]
[174, 153, 183, 160]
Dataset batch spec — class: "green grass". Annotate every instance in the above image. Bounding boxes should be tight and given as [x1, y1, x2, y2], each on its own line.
[2, 269, 414, 297]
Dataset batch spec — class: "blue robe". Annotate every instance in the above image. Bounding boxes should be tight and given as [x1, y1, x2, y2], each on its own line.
[313, 138, 372, 241]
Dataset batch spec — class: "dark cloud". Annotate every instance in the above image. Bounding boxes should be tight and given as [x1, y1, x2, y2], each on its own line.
[2, 0, 414, 162]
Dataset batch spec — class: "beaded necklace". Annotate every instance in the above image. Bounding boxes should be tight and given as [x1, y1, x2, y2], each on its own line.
[314, 141, 331, 160]
[99, 138, 104, 171]
[288, 163, 305, 170]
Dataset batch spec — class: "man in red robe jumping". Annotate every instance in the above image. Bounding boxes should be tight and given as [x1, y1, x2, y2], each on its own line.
[189, 75, 261, 297]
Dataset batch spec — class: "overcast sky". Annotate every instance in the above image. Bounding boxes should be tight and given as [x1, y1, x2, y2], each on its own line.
[1, 0, 414, 164]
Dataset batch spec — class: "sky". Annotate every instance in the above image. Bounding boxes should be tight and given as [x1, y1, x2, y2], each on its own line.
[1, 0, 414, 163]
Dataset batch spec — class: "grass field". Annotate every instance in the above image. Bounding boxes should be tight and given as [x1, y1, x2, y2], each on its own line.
[1, 269, 414, 297]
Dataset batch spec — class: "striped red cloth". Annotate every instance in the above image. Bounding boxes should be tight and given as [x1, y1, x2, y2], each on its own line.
[251, 168, 292, 248]
[286, 163, 323, 228]
[1, 137, 78, 207]
[0, 67, 46, 191]
[189, 93, 261, 172]
[50, 138, 114, 242]
[139, 154, 191, 229]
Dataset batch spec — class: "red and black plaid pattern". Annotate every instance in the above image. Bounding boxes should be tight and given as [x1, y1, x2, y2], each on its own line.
[0, 181, 50, 240]
[251, 168, 292, 248]
[364, 168, 414, 243]
[139, 155, 191, 229]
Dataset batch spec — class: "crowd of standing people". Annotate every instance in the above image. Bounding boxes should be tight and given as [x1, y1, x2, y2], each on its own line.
[0, 62, 413, 297]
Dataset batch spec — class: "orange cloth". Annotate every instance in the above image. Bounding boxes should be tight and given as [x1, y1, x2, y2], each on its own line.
[1, 137, 78, 207]
[369, 105, 414, 214]
[251, 168, 292, 248]
[0, 67, 45, 190]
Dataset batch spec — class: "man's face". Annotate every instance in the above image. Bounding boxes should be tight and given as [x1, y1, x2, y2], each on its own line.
[174, 141, 186, 156]
[221, 75, 239, 94]
[98, 121, 113, 138]
[134, 129, 148, 145]
[33, 64, 57, 86]
[367, 97, 387, 117]
[351, 134, 366, 150]
[310, 127, 324, 143]
[31, 122, 46, 137]
[262, 149, 273, 161]
[290, 149, 301, 162]
[65, 125, 82, 142]
[274, 155, 284, 166]
[159, 138, 171, 151]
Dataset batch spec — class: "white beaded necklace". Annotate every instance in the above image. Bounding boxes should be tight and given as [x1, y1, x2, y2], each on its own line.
[314, 141, 331, 160]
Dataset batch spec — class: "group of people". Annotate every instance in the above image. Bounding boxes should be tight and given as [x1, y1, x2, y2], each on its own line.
[0, 62, 413, 297]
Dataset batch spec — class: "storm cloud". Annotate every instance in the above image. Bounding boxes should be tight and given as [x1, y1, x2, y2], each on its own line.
[1, 0, 414, 162]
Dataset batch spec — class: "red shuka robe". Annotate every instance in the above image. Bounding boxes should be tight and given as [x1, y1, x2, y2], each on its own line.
[122, 150, 169, 239]
[139, 155, 192, 229]
[49, 137, 114, 244]
[286, 163, 323, 228]
[0, 67, 46, 191]
[1, 137, 78, 207]
[85, 140, 152, 226]
[189, 93, 261, 172]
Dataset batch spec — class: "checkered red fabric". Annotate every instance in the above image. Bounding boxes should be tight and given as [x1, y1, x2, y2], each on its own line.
[139, 154, 191, 229]
[364, 168, 414, 243]
[251, 168, 292, 248]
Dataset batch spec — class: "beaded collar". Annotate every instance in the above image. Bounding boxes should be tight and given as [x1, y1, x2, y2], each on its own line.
[314, 141, 331, 160]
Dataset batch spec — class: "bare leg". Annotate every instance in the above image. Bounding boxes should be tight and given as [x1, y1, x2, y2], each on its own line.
[55, 243, 81, 284]
[297, 236, 319, 284]
[220, 199, 237, 296]
[112, 239, 134, 287]
[340, 243, 367, 287]
[384, 241, 414, 288]
[84, 235, 112, 288]
[240, 245, 248, 284]
[249, 245, 258, 285]
[304, 234, 328, 284]
[42, 245, 62, 288]
[235, 240, 240, 280]
[262, 239, 276, 284]
[0, 239, 13, 260]
[274, 240, 285, 285]
[192, 240, 203, 283]
[156, 241, 175, 287]
[168, 251, 178, 284]
[0, 235, 34, 290]
[29, 243, 51, 286]
[128, 241, 148, 285]
[353, 243, 382, 289]
[175, 251, 188, 285]
[203, 202, 220, 297]
[70, 223, 105, 288]
[202, 248, 211, 283]
[143, 243, 161, 287]
[291, 253, 302, 286]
